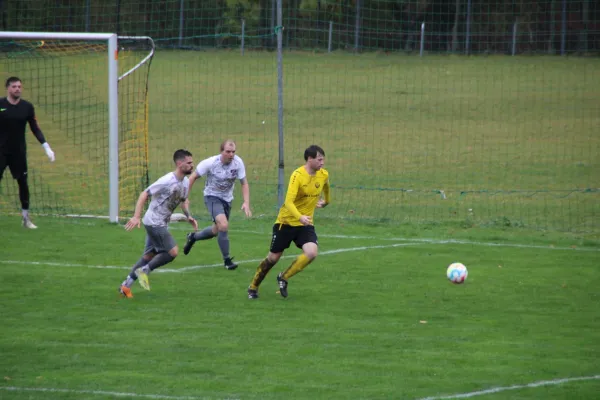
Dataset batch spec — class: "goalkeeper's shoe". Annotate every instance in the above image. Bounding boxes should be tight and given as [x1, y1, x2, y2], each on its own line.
[277, 273, 288, 298]
[183, 233, 196, 255]
[23, 218, 37, 229]
[224, 257, 238, 270]
[247, 288, 259, 300]
[135, 269, 151, 291]
[119, 285, 133, 298]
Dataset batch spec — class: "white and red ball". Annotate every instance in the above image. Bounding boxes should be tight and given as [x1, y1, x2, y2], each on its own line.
[446, 262, 468, 284]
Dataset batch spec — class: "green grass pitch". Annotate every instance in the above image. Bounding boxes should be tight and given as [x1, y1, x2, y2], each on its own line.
[1, 45, 599, 399]
[1, 215, 599, 399]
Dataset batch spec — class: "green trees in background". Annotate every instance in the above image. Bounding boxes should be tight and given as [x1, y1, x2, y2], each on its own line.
[1, 0, 597, 53]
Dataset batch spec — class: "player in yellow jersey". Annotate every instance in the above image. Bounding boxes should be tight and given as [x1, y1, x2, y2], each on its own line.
[247, 145, 330, 299]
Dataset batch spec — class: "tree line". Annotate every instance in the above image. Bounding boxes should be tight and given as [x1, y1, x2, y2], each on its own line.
[1, 0, 598, 54]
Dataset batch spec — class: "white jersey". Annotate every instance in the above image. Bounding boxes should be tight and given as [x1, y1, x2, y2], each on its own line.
[195, 154, 246, 203]
[142, 172, 190, 227]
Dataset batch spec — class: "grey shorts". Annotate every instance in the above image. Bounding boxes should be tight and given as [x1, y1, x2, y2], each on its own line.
[143, 224, 176, 255]
[204, 195, 231, 222]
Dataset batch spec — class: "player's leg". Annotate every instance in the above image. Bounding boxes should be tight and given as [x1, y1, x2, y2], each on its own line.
[247, 224, 289, 299]
[277, 226, 319, 298]
[0, 152, 7, 184]
[215, 213, 238, 270]
[213, 198, 236, 269]
[9, 153, 36, 228]
[135, 225, 178, 290]
[198, 196, 237, 269]
[119, 234, 155, 297]
[183, 196, 220, 255]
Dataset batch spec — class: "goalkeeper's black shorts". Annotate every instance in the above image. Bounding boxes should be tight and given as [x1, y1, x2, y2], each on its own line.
[0, 150, 27, 180]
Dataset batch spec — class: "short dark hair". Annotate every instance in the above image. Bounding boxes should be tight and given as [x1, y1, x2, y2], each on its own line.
[173, 149, 192, 163]
[5, 76, 21, 88]
[304, 145, 325, 161]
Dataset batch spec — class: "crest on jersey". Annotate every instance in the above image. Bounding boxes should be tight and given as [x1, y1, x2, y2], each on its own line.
[230, 169, 238, 177]
[315, 182, 320, 188]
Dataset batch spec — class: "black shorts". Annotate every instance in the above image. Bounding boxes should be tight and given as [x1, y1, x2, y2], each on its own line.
[0, 151, 27, 180]
[270, 224, 318, 253]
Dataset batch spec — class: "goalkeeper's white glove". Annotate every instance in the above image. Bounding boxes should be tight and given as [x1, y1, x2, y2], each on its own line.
[42, 142, 55, 162]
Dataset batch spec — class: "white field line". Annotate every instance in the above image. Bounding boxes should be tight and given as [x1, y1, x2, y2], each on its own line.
[168, 226, 600, 252]
[416, 374, 600, 400]
[0, 242, 425, 273]
[0, 386, 234, 400]
[2, 374, 598, 400]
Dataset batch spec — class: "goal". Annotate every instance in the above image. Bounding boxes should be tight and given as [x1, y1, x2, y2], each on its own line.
[0, 32, 154, 223]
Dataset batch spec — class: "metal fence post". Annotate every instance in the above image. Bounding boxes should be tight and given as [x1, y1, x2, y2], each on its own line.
[354, 0, 361, 52]
[420, 22, 425, 56]
[241, 19, 245, 55]
[560, 0, 566, 55]
[548, 0, 556, 54]
[581, 0, 589, 52]
[178, 0, 184, 48]
[328, 20, 333, 53]
[512, 20, 518, 55]
[465, 0, 472, 55]
[276, 0, 285, 208]
[85, 0, 91, 32]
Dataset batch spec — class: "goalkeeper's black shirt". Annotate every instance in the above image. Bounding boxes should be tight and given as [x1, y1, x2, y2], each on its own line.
[0, 97, 46, 154]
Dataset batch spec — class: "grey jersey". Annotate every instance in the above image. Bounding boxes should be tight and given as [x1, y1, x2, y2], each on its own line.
[195, 155, 246, 203]
[142, 172, 190, 227]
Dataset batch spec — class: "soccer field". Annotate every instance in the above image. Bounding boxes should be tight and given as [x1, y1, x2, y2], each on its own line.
[1, 215, 599, 399]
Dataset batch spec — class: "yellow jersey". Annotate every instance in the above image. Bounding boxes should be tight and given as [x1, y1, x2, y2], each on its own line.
[275, 166, 330, 226]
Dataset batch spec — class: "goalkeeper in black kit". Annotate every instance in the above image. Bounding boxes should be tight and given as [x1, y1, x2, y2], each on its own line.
[0, 77, 55, 228]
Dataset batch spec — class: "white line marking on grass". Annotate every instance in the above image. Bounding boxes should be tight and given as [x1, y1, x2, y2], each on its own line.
[416, 374, 600, 400]
[394, 238, 600, 252]
[2, 234, 596, 273]
[169, 226, 600, 252]
[0, 386, 235, 399]
[0, 242, 425, 272]
[169, 242, 425, 272]
[0, 260, 125, 270]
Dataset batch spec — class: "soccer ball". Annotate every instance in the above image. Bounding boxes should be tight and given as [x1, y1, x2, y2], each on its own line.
[446, 262, 468, 284]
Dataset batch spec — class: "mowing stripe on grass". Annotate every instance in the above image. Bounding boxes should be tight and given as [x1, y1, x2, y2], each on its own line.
[0, 386, 232, 400]
[168, 225, 600, 252]
[416, 374, 600, 400]
[0, 242, 425, 272]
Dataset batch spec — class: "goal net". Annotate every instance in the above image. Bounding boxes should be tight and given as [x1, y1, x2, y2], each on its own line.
[0, 33, 154, 221]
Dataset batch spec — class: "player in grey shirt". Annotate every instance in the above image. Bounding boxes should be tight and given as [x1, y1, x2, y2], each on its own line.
[118, 149, 198, 298]
[183, 139, 252, 270]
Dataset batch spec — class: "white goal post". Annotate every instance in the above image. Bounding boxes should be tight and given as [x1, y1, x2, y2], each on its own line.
[0, 32, 154, 223]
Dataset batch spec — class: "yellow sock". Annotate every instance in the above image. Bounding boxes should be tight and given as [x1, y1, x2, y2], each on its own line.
[282, 254, 313, 280]
[249, 258, 275, 290]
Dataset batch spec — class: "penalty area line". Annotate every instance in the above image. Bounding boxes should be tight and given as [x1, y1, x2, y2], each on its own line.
[415, 374, 600, 400]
